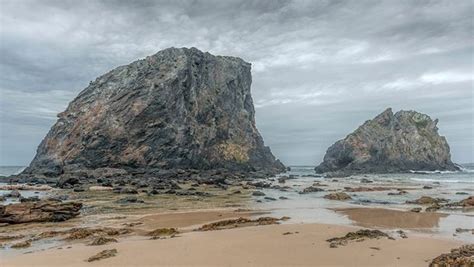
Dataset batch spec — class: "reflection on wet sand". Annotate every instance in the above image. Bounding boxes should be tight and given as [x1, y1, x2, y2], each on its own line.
[336, 207, 447, 229]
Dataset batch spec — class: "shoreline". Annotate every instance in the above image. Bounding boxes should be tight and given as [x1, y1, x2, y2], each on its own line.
[2, 208, 465, 267]
[1, 165, 473, 266]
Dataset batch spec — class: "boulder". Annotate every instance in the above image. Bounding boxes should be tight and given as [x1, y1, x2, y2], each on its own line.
[326, 229, 391, 248]
[0, 200, 82, 224]
[11, 240, 31, 249]
[6, 190, 21, 198]
[252, 191, 266, 196]
[410, 207, 422, 213]
[300, 186, 324, 194]
[116, 196, 144, 204]
[86, 249, 118, 262]
[324, 192, 352, 201]
[460, 196, 474, 207]
[119, 187, 138, 194]
[57, 176, 80, 188]
[19, 196, 40, 202]
[406, 196, 447, 205]
[88, 237, 118, 246]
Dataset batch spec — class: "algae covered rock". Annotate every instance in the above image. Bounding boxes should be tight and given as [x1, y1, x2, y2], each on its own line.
[0, 200, 82, 224]
[323, 192, 352, 201]
[315, 108, 458, 174]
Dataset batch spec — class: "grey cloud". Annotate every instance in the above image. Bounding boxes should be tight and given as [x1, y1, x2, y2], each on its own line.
[0, 0, 472, 165]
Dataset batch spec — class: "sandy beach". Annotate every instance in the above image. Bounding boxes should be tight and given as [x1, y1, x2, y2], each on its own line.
[2, 165, 474, 266]
[1, 207, 467, 267]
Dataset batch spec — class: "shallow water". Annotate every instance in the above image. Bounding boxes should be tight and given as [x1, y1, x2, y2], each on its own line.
[0, 165, 473, 244]
[252, 165, 474, 243]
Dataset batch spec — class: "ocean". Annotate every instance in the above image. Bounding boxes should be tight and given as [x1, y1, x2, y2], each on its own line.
[0, 166, 27, 177]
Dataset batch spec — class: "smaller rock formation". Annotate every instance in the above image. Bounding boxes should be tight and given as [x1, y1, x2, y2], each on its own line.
[86, 249, 118, 262]
[315, 108, 459, 175]
[324, 192, 352, 201]
[460, 196, 474, 207]
[147, 228, 179, 239]
[326, 229, 391, 248]
[196, 217, 286, 231]
[89, 237, 118, 246]
[0, 200, 82, 224]
[299, 186, 324, 194]
[406, 196, 448, 205]
[11, 240, 32, 249]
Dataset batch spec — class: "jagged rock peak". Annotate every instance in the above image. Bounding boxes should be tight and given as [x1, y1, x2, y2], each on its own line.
[24, 47, 285, 177]
[315, 108, 458, 174]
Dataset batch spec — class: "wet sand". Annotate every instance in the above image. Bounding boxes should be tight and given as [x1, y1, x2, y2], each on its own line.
[2, 222, 460, 267]
[2, 168, 473, 267]
[120, 209, 268, 231]
[335, 207, 448, 229]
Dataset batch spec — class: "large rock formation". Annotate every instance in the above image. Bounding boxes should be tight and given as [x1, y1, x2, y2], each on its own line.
[315, 108, 459, 174]
[0, 200, 82, 224]
[23, 47, 284, 177]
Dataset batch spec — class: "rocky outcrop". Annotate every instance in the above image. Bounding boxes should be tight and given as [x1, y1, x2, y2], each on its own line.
[429, 245, 474, 267]
[326, 229, 391, 248]
[315, 108, 459, 174]
[86, 249, 118, 262]
[0, 200, 82, 224]
[22, 47, 284, 178]
[196, 217, 286, 231]
[324, 192, 352, 201]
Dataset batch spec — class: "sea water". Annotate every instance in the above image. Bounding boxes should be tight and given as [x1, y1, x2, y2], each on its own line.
[253, 164, 473, 242]
[0, 166, 47, 204]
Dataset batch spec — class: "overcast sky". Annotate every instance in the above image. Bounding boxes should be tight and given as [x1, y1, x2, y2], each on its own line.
[0, 0, 473, 166]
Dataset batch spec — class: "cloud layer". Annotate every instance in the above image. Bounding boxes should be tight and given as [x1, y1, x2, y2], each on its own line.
[1, 0, 473, 165]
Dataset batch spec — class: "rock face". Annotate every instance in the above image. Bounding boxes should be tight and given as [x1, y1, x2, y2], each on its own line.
[0, 200, 82, 224]
[315, 108, 458, 174]
[23, 47, 284, 177]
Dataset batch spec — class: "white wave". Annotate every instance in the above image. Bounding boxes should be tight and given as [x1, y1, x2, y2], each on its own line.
[0, 166, 27, 176]
[410, 178, 474, 183]
[14, 166, 27, 175]
[409, 170, 460, 174]
[458, 166, 474, 173]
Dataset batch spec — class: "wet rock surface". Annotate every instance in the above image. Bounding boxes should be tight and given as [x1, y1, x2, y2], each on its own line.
[116, 196, 144, 204]
[326, 229, 391, 248]
[147, 228, 179, 239]
[196, 217, 287, 231]
[299, 186, 324, 194]
[0, 200, 82, 224]
[86, 249, 118, 262]
[429, 244, 474, 267]
[460, 196, 474, 207]
[406, 196, 448, 205]
[315, 108, 459, 175]
[64, 227, 131, 240]
[88, 236, 118, 246]
[323, 192, 352, 201]
[10, 240, 31, 249]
